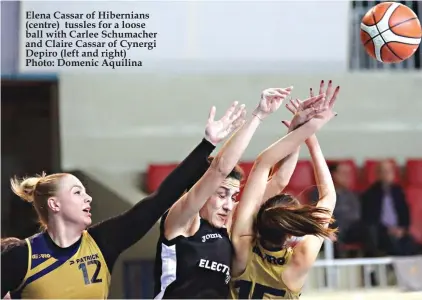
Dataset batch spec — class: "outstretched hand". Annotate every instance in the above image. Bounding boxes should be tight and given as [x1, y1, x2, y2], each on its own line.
[310, 79, 340, 120]
[253, 87, 293, 120]
[205, 101, 246, 146]
[283, 94, 326, 131]
[282, 80, 340, 130]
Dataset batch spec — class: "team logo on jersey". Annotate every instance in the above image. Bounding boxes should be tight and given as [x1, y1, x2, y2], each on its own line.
[198, 259, 231, 284]
[69, 253, 100, 265]
[201, 233, 223, 243]
[253, 245, 287, 265]
[31, 253, 51, 259]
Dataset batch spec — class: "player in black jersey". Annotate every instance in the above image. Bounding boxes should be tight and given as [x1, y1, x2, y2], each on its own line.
[230, 80, 339, 299]
[0, 102, 245, 299]
[154, 87, 298, 299]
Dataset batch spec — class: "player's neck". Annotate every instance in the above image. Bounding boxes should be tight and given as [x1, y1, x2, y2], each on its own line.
[47, 219, 83, 248]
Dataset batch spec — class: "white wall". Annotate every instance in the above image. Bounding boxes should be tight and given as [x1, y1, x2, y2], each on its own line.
[59, 72, 422, 174]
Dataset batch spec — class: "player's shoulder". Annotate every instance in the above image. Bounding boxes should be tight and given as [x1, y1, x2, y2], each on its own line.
[1, 237, 28, 259]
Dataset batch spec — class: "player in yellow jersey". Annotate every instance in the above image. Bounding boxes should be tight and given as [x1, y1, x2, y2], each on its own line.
[230, 80, 340, 299]
[0, 101, 245, 299]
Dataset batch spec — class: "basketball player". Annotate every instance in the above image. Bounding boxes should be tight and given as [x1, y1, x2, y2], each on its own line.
[0, 101, 246, 299]
[153, 87, 331, 299]
[230, 80, 339, 299]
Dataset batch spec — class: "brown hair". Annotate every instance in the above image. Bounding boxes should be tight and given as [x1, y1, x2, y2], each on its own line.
[10, 172, 68, 230]
[254, 194, 337, 246]
[1, 237, 21, 253]
[207, 156, 244, 181]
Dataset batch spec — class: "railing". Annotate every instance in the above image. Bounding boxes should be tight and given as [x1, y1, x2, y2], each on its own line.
[349, 1, 421, 70]
[304, 240, 395, 291]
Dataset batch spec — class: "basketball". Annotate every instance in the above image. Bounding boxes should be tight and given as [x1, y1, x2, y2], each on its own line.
[360, 2, 421, 63]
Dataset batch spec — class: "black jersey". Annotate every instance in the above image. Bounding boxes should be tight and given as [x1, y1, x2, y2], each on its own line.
[154, 216, 233, 299]
[1, 139, 215, 298]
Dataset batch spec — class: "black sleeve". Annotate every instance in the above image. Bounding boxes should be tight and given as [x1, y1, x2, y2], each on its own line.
[88, 138, 214, 270]
[1, 241, 29, 298]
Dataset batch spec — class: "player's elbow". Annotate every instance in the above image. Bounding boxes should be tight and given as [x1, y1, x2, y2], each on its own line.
[209, 155, 233, 178]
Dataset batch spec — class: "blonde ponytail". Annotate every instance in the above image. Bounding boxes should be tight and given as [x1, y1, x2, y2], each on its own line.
[10, 176, 42, 203]
[9, 172, 58, 230]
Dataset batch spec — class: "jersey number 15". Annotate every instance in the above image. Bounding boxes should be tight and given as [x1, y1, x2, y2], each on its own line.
[78, 260, 103, 285]
[234, 280, 286, 299]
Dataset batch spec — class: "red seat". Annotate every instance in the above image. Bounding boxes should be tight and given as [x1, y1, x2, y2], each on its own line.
[405, 159, 422, 186]
[326, 159, 359, 191]
[405, 186, 422, 244]
[238, 161, 254, 181]
[146, 163, 178, 193]
[288, 160, 314, 191]
[362, 159, 400, 189]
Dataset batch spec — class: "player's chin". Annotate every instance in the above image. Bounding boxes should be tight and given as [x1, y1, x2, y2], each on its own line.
[82, 216, 92, 227]
[213, 216, 227, 228]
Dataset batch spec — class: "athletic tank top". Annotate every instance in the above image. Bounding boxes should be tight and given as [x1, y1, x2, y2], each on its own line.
[155, 218, 233, 299]
[11, 231, 110, 299]
[229, 242, 301, 299]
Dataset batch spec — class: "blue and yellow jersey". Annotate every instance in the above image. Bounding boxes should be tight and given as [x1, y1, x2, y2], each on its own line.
[11, 231, 110, 299]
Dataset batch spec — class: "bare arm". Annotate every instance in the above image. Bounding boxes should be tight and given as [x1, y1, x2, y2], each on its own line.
[165, 88, 293, 239]
[290, 136, 336, 273]
[263, 148, 300, 202]
[231, 118, 327, 277]
[165, 112, 260, 239]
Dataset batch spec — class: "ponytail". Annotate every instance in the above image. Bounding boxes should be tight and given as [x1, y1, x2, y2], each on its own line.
[255, 194, 337, 246]
[9, 172, 63, 230]
[10, 176, 43, 203]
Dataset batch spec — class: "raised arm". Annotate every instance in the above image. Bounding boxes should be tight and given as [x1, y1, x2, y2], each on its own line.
[262, 88, 321, 201]
[290, 80, 339, 275]
[164, 88, 291, 239]
[263, 130, 300, 201]
[231, 95, 330, 276]
[87, 104, 245, 268]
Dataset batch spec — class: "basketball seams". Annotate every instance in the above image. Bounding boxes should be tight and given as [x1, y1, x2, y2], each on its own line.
[363, 17, 421, 47]
[360, 2, 421, 63]
[382, 30, 422, 44]
[372, 7, 402, 60]
[388, 17, 422, 39]
[361, 2, 397, 46]
[373, 2, 394, 23]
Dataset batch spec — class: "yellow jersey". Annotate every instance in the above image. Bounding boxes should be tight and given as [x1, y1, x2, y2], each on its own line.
[11, 231, 110, 299]
[230, 242, 301, 299]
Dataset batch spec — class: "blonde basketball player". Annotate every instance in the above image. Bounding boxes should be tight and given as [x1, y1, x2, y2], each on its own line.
[230, 80, 339, 299]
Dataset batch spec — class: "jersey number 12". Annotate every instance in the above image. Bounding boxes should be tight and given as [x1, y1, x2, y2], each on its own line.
[78, 260, 103, 285]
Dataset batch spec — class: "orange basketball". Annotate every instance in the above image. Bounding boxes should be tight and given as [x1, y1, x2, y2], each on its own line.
[360, 2, 421, 63]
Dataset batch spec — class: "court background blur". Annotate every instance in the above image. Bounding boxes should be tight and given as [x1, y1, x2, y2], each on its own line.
[1, 0, 422, 298]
